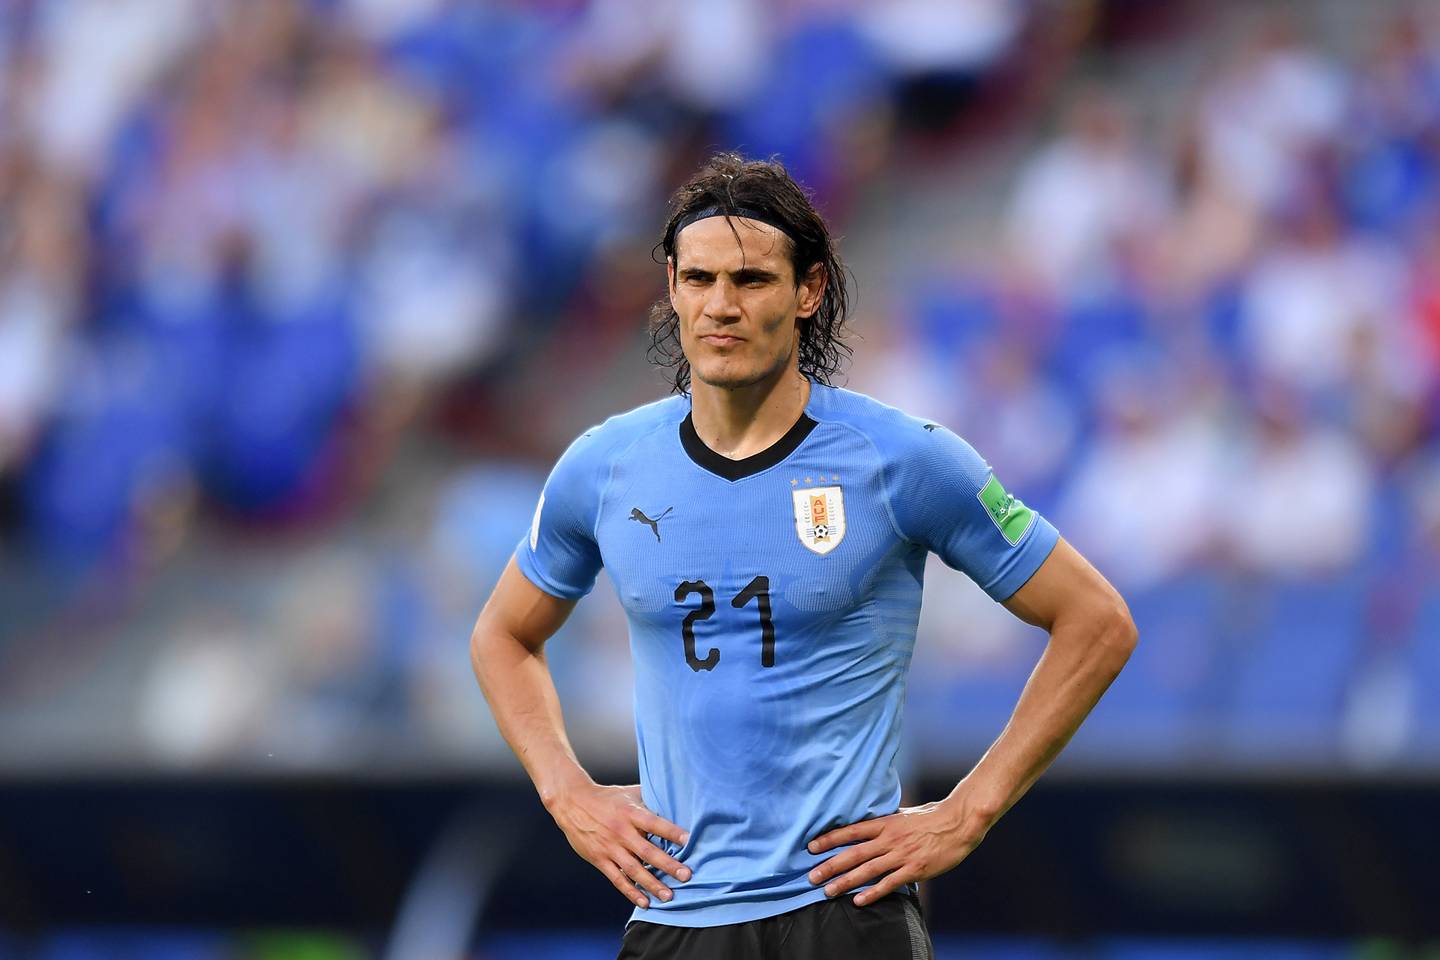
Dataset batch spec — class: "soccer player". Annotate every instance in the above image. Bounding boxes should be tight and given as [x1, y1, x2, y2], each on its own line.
[470, 154, 1138, 959]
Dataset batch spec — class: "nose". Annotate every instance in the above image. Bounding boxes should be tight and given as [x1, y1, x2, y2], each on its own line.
[703, 276, 741, 321]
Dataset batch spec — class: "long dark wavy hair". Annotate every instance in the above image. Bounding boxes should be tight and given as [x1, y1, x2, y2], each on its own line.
[648, 153, 853, 395]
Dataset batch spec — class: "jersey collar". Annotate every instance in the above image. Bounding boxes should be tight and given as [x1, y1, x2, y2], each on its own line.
[679, 392, 820, 482]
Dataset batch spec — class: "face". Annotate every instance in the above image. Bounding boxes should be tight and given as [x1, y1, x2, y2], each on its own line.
[668, 216, 825, 391]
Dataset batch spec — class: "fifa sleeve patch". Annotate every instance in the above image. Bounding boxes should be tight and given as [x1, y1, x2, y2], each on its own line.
[977, 474, 1036, 546]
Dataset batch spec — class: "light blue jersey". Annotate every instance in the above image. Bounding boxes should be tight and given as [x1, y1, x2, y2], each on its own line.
[514, 378, 1059, 927]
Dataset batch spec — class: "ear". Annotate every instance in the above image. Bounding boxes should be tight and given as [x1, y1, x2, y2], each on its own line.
[667, 256, 677, 309]
[796, 263, 826, 319]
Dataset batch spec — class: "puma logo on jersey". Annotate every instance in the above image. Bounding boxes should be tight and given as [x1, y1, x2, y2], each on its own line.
[630, 506, 673, 542]
[923, 423, 940, 432]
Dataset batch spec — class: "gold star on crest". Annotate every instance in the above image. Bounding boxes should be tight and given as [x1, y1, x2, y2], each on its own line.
[790, 478, 798, 486]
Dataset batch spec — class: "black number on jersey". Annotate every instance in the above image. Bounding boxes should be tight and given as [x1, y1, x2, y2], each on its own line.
[674, 579, 719, 672]
[732, 575, 775, 668]
[674, 575, 775, 671]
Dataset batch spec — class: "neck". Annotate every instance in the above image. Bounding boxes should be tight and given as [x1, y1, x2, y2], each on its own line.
[689, 363, 811, 460]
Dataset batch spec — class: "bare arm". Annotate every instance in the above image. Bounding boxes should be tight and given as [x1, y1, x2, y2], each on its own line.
[471, 558, 691, 908]
[470, 557, 589, 803]
[960, 534, 1138, 823]
[808, 536, 1137, 904]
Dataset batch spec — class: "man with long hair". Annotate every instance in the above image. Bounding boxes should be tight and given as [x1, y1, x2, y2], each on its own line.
[471, 153, 1137, 958]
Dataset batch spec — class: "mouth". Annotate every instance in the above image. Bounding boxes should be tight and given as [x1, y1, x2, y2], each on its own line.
[700, 334, 744, 346]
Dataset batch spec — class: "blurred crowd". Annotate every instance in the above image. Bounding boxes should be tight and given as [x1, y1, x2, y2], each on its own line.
[1, 0, 1439, 773]
[861, 13, 1440, 586]
[0, 0, 1023, 558]
[0, 0, 1029, 766]
[877, 8, 1440, 772]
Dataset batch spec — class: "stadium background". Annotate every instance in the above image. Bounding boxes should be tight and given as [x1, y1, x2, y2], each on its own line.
[1, 0, 1439, 956]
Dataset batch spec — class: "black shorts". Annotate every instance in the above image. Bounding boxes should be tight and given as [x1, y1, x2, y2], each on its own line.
[616, 890, 934, 960]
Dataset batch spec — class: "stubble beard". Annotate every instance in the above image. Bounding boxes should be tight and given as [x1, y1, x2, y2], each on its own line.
[691, 336, 797, 392]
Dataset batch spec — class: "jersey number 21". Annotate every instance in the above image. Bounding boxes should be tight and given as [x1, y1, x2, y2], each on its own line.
[674, 576, 774, 671]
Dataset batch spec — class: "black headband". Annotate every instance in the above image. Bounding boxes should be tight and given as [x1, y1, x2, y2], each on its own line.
[670, 205, 797, 246]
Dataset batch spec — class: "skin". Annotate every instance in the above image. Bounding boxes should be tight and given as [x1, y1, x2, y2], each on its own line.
[469, 213, 1138, 911]
[471, 560, 688, 909]
[667, 215, 825, 459]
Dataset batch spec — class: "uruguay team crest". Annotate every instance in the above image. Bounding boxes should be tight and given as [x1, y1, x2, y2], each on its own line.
[792, 486, 846, 555]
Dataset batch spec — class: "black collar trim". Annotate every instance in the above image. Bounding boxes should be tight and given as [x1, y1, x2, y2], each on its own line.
[679, 410, 819, 482]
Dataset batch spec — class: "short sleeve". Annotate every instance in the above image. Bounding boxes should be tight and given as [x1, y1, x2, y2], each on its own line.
[887, 421, 1059, 602]
[514, 427, 606, 600]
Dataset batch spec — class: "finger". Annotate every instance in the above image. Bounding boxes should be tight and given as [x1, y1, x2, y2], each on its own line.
[599, 860, 651, 909]
[854, 872, 913, 907]
[808, 818, 886, 854]
[807, 841, 880, 886]
[823, 853, 900, 898]
[633, 809, 689, 847]
[630, 837, 692, 883]
[618, 851, 674, 904]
